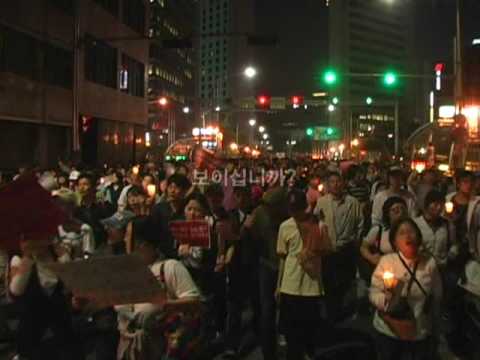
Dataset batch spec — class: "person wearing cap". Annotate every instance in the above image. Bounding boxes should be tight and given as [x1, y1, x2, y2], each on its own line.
[371, 167, 418, 227]
[100, 210, 135, 255]
[115, 237, 201, 360]
[414, 190, 452, 267]
[314, 171, 363, 322]
[53, 188, 95, 261]
[243, 185, 289, 360]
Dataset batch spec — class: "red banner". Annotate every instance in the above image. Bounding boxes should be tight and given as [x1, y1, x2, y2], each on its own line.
[169, 220, 211, 248]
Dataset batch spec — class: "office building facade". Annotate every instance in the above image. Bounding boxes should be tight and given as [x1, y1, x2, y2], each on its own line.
[148, 0, 196, 150]
[197, 0, 255, 142]
[328, 0, 416, 152]
[0, 0, 149, 169]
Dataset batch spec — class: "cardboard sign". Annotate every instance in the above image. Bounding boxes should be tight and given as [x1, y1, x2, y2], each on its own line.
[46, 255, 166, 306]
[169, 220, 211, 248]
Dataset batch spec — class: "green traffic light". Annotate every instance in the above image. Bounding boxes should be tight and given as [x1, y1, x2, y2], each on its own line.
[306, 128, 314, 136]
[332, 96, 339, 105]
[323, 70, 338, 85]
[366, 97, 373, 105]
[383, 72, 398, 87]
[326, 127, 334, 136]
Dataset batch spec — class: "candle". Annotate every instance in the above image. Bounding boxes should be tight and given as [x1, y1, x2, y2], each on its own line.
[147, 184, 156, 197]
[445, 201, 454, 214]
[132, 166, 140, 175]
[318, 184, 324, 192]
[383, 271, 396, 289]
[100, 177, 105, 185]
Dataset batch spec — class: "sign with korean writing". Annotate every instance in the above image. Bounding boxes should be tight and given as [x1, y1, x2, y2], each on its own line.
[169, 220, 211, 248]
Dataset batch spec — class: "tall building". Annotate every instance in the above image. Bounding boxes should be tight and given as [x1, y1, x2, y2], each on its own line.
[148, 0, 196, 150]
[328, 0, 416, 153]
[0, 0, 149, 168]
[197, 0, 255, 142]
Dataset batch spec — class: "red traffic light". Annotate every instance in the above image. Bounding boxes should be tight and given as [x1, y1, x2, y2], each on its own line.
[256, 95, 271, 109]
[291, 95, 304, 106]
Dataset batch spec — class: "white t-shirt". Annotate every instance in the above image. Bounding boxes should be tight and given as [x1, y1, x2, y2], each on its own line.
[363, 226, 394, 255]
[370, 252, 443, 340]
[414, 216, 449, 266]
[117, 184, 133, 212]
[277, 218, 323, 297]
[371, 189, 417, 226]
[120, 259, 200, 317]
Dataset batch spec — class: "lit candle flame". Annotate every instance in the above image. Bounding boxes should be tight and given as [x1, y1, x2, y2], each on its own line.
[445, 201, 454, 214]
[132, 166, 140, 175]
[383, 271, 396, 289]
[147, 184, 156, 197]
[318, 184, 324, 192]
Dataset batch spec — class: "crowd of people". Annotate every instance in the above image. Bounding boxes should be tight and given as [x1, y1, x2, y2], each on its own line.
[0, 157, 479, 360]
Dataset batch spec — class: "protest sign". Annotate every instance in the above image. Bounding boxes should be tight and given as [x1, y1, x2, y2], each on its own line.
[46, 255, 165, 306]
[169, 220, 211, 248]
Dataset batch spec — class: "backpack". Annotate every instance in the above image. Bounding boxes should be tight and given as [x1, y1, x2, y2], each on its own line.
[296, 215, 330, 281]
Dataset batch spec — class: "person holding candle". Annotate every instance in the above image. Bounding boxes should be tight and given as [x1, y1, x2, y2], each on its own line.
[369, 218, 443, 360]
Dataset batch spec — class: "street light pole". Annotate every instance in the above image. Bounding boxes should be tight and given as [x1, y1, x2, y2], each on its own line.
[455, 0, 464, 110]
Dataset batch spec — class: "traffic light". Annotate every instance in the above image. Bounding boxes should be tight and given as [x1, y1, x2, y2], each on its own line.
[256, 95, 271, 109]
[383, 71, 398, 87]
[366, 97, 373, 105]
[306, 127, 314, 137]
[323, 69, 338, 86]
[291, 95, 304, 107]
[312, 126, 342, 141]
[332, 96, 339, 105]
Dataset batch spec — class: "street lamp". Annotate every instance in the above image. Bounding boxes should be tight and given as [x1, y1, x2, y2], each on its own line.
[328, 104, 335, 112]
[249, 119, 256, 127]
[182, 106, 190, 114]
[244, 66, 257, 79]
[263, 133, 269, 140]
[215, 106, 221, 112]
[259, 126, 265, 133]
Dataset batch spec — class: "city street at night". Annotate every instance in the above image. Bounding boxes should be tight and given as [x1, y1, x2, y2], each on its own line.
[0, 1, 480, 360]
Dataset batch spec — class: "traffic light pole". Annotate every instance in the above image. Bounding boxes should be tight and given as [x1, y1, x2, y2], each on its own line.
[394, 99, 400, 157]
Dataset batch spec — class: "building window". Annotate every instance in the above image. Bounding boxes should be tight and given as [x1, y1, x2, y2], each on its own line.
[93, 0, 118, 16]
[49, 0, 74, 15]
[84, 35, 117, 89]
[0, 26, 40, 81]
[121, 54, 145, 97]
[45, 44, 73, 88]
[123, 0, 146, 35]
